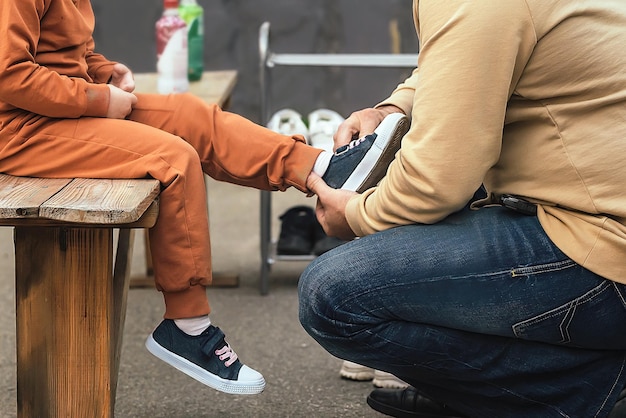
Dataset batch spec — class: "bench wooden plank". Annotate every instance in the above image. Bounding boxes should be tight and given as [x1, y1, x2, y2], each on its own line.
[0, 174, 71, 218]
[40, 178, 160, 224]
[0, 199, 160, 228]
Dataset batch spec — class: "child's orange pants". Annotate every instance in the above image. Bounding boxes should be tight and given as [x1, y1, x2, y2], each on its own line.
[0, 93, 321, 318]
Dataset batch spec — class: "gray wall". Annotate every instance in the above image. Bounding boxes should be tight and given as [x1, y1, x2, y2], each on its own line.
[91, 0, 418, 123]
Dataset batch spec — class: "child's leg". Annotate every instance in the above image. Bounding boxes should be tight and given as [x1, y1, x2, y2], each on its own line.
[0, 114, 267, 393]
[0, 115, 212, 318]
[128, 93, 323, 192]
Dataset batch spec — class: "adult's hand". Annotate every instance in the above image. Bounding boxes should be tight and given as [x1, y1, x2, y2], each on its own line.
[306, 172, 357, 240]
[109, 63, 135, 93]
[106, 84, 137, 119]
[333, 105, 405, 149]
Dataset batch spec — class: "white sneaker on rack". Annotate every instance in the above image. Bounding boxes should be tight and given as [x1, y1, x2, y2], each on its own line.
[267, 109, 309, 141]
[308, 108, 344, 152]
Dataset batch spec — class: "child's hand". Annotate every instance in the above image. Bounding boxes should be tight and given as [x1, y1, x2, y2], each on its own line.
[110, 63, 135, 93]
[106, 84, 137, 119]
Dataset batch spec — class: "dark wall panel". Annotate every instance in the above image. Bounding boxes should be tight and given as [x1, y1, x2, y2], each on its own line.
[91, 0, 418, 122]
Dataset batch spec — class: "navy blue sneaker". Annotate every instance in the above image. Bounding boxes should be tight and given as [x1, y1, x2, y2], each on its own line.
[145, 319, 265, 395]
[322, 113, 409, 193]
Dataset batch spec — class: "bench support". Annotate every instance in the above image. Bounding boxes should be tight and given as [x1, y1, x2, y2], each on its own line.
[14, 226, 130, 418]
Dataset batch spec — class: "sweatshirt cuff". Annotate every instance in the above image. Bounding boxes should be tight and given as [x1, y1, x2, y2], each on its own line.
[345, 192, 370, 237]
[83, 83, 110, 117]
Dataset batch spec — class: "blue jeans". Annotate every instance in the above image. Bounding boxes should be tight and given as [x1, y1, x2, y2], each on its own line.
[298, 205, 626, 417]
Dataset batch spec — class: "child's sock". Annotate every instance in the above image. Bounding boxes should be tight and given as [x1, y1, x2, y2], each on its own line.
[313, 151, 332, 177]
[174, 315, 211, 336]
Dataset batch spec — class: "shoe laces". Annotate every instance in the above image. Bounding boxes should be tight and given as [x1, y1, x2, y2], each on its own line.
[335, 133, 377, 155]
[215, 343, 238, 367]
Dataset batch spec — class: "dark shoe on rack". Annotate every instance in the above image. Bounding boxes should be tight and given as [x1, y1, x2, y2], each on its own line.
[145, 319, 265, 395]
[276, 205, 316, 255]
[367, 387, 466, 418]
[322, 112, 409, 193]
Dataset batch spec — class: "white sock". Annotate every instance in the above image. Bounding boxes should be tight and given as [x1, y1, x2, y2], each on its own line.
[174, 315, 211, 336]
[313, 151, 332, 177]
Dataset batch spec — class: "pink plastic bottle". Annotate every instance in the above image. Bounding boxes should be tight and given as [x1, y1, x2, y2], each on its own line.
[155, 0, 189, 94]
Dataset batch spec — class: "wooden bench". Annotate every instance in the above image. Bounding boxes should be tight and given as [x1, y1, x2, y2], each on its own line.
[0, 173, 160, 417]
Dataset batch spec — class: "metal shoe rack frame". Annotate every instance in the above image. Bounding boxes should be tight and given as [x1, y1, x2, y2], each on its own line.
[258, 21, 419, 295]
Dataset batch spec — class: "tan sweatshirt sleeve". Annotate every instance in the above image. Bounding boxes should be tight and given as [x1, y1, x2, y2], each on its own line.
[346, 0, 537, 236]
[376, 68, 419, 119]
[0, 0, 110, 118]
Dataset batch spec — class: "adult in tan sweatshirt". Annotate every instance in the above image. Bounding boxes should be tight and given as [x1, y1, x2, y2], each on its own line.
[300, 1, 626, 417]
[0, 0, 409, 398]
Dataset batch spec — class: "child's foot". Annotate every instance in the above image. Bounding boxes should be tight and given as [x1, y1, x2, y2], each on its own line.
[322, 113, 409, 193]
[145, 319, 265, 395]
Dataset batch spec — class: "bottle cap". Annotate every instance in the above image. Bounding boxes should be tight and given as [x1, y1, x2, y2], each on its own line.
[164, 0, 178, 8]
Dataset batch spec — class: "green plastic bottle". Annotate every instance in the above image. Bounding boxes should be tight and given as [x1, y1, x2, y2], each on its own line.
[179, 0, 204, 81]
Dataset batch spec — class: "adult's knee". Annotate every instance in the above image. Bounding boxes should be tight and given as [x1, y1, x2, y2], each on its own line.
[298, 253, 365, 347]
[298, 257, 337, 338]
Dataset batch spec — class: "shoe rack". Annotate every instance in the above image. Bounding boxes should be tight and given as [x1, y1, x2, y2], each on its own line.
[258, 21, 419, 295]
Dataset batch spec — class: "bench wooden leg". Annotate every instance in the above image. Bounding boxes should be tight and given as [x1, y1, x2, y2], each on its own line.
[112, 228, 135, 398]
[14, 226, 122, 418]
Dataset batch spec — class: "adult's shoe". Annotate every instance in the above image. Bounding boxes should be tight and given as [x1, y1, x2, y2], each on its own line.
[322, 112, 409, 193]
[367, 386, 466, 418]
[145, 319, 266, 395]
[373, 370, 410, 389]
[608, 387, 626, 418]
[340, 360, 375, 381]
[339, 360, 408, 389]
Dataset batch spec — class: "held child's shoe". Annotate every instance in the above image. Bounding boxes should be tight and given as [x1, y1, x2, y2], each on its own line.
[145, 319, 266, 395]
[322, 113, 409, 193]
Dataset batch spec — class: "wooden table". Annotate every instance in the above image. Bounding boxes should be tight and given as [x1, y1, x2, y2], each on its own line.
[134, 69, 237, 109]
[0, 174, 160, 417]
[131, 70, 240, 288]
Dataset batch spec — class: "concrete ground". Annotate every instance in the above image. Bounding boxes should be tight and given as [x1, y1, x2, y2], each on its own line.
[0, 177, 385, 417]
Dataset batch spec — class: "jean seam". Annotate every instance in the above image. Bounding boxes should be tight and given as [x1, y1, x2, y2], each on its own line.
[594, 356, 626, 418]
[612, 281, 626, 309]
[512, 280, 612, 341]
[511, 259, 576, 277]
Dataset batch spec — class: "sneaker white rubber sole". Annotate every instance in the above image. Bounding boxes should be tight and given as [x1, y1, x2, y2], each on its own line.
[339, 360, 375, 381]
[372, 370, 410, 389]
[145, 335, 266, 395]
[341, 112, 409, 193]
